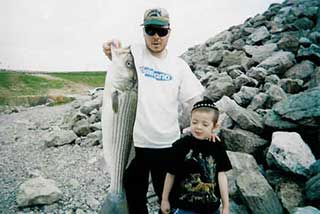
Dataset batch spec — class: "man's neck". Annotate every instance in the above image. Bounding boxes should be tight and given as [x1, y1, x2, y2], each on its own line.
[148, 48, 168, 59]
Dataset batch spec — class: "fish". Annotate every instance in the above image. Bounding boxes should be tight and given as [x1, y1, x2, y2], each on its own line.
[99, 46, 138, 214]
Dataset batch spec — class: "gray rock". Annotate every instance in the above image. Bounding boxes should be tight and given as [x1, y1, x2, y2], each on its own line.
[246, 67, 268, 83]
[278, 34, 300, 53]
[272, 87, 320, 126]
[264, 110, 298, 129]
[277, 180, 305, 213]
[209, 41, 232, 51]
[291, 206, 320, 214]
[229, 200, 250, 214]
[80, 130, 102, 147]
[43, 129, 77, 147]
[297, 44, 320, 65]
[265, 74, 280, 84]
[73, 119, 91, 136]
[16, 177, 62, 207]
[205, 30, 233, 46]
[308, 67, 320, 89]
[258, 51, 295, 75]
[284, 60, 315, 82]
[310, 160, 320, 175]
[232, 38, 246, 50]
[221, 128, 268, 154]
[293, 17, 315, 30]
[246, 26, 270, 45]
[305, 173, 320, 201]
[204, 75, 236, 101]
[79, 98, 102, 116]
[219, 50, 251, 70]
[279, 78, 304, 94]
[232, 86, 260, 107]
[247, 93, 269, 111]
[226, 151, 260, 197]
[236, 170, 284, 214]
[243, 43, 278, 63]
[265, 84, 287, 107]
[299, 37, 312, 47]
[234, 74, 259, 90]
[228, 68, 244, 79]
[207, 50, 225, 66]
[266, 132, 316, 177]
[89, 122, 102, 131]
[216, 96, 264, 134]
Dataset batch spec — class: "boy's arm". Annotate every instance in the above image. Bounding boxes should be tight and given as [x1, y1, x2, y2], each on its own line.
[218, 171, 229, 214]
[161, 173, 176, 214]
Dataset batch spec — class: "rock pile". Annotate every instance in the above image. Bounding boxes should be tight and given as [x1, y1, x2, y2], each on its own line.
[179, 0, 320, 213]
[15, 0, 320, 213]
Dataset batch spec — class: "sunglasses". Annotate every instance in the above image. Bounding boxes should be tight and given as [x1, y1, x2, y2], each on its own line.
[144, 26, 170, 37]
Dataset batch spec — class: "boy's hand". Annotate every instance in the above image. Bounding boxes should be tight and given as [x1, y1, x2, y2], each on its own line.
[222, 207, 229, 214]
[161, 200, 171, 214]
[102, 39, 121, 60]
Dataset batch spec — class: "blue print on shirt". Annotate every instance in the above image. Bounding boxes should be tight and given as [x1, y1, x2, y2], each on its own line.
[139, 66, 173, 81]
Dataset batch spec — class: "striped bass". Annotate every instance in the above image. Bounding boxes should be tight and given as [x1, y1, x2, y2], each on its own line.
[100, 47, 137, 214]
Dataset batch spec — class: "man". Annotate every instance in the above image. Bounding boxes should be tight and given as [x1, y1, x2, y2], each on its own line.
[103, 8, 204, 214]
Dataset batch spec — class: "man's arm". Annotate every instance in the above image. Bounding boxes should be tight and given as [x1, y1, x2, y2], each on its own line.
[161, 173, 175, 214]
[218, 171, 229, 214]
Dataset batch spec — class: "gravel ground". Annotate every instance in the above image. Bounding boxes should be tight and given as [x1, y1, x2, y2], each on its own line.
[0, 97, 159, 214]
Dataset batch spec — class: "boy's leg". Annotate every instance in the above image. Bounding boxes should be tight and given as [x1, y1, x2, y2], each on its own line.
[124, 151, 150, 214]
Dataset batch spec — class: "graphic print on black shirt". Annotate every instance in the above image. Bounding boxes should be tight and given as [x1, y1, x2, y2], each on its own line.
[178, 148, 219, 208]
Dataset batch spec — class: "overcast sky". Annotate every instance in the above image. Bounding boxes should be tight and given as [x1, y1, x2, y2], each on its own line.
[0, 0, 283, 71]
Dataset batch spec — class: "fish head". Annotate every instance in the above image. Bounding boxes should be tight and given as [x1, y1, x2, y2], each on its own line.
[109, 47, 137, 92]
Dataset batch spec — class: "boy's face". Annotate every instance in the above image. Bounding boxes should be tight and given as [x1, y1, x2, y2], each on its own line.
[190, 110, 216, 140]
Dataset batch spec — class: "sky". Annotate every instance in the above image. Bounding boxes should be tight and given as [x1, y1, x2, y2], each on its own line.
[0, 0, 283, 71]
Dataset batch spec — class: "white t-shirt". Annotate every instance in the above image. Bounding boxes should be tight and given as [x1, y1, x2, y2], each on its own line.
[131, 44, 204, 148]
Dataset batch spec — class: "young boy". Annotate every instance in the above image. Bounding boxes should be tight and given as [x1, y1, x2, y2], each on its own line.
[161, 99, 232, 214]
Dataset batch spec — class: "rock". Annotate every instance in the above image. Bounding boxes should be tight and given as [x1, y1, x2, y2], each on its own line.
[205, 30, 233, 46]
[236, 170, 284, 214]
[279, 78, 304, 94]
[266, 132, 316, 177]
[305, 173, 320, 201]
[204, 74, 236, 101]
[79, 98, 102, 116]
[310, 160, 320, 176]
[80, 130, 102, 147]
[216, 96, 264, 134]
[229, 200, 250, 214]
[265, 84, 287, 107]
[246, 26, 270, 45]
[293, 17, 315, 30]
[278, 34, 300, 53]
[232, 86, 260, 107]
[73, 119, 91, 136]
[265, 74, 280, 84]
[291, 206, 320, 214]
[207, 50, 225, 66]
[264, 110, 298, 129]
[234, 74, 258, 90]
[16, 177, 62, 207]
[219, 50, 252, 70]
[258, 51, 295, 75]
[284, 60, 315, 82]
[209, 41, 232, 51]
[221, 128, 268, 154]
[272, 87, 320, 126]
[300, 37, 312, 47]
[226, 151, 260, 197]
[297, 44, 320, 65]
[247, 93, 269, 111]
[243, 43, 278, 63]
[277, 180, 305, 213]
[43, 129, 77, 147]
[308, 67, 320, 89]
[246, 67, 268, 83]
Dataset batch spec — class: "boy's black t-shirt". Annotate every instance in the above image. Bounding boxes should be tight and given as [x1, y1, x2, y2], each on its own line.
[167, 135, 232, 213]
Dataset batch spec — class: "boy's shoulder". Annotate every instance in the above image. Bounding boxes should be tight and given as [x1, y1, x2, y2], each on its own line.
[172, 135, 193, 147]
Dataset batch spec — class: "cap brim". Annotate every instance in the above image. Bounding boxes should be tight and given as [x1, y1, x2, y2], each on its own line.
[143, 19, 169, 26]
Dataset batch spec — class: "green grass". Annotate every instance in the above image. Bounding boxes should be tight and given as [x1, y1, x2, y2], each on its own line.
[0, 71, 106, 106]
[50, 72, 106, 87]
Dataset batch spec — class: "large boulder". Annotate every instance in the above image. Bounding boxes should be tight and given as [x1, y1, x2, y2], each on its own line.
[43, 128, 77, 147]
[16, 177, 62, 207]
[305, 173, 320, 202]
[267, 132, 316, 177]
[257, 51, 295, 75]
[236, 170, 284, 214]
[216, 96, 264, 134]
[243, 43, 278, 63]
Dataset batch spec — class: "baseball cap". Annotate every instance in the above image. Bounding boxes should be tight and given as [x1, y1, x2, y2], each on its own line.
[143, 8, 170, 26]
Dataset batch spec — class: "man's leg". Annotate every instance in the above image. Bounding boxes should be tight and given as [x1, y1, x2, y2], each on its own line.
[149, 148, 171, 203]
[124, 149, 150, 214]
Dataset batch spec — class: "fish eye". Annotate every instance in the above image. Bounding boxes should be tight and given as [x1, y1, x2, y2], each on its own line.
[126, 60, 133, 68]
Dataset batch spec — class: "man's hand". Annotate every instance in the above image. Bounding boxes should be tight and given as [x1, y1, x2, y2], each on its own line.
[160, 199, 171, 214]
[102, 39, 121, 60]
[222, 206, 229, 214]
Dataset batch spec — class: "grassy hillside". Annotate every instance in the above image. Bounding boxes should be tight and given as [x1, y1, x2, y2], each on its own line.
[0, 71, 106, 106]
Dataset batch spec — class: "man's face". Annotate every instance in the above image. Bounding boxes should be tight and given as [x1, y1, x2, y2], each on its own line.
[143, 25, 170, 54]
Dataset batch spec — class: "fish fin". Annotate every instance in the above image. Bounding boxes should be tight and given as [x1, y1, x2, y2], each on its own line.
[112, 91, 119, 113]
